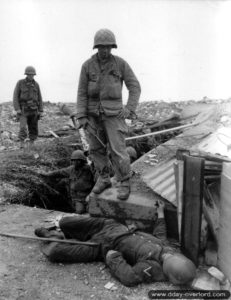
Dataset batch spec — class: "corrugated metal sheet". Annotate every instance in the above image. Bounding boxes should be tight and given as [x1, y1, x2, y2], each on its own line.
[197, 127, 231, 159]
[142, 158, 177, 206]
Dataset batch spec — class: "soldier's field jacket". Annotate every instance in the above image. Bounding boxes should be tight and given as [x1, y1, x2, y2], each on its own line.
[48, 165, 95, 201]
[77, 54, 141, 118]
[13, 78, 43, 113]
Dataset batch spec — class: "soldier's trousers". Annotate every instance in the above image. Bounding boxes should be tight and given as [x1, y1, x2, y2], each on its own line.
[18, 111, 38, 141]
[87, 115, 130, 181]
[41, 216, 103, 263]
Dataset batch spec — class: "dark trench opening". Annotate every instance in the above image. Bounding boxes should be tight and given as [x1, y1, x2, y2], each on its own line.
[4, 120, 183, 212]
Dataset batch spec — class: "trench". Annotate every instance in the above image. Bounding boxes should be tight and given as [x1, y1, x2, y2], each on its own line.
[2, 124, 182, 212]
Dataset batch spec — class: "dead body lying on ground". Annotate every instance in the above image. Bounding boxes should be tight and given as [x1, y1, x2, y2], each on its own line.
[35, 201, 196, 287]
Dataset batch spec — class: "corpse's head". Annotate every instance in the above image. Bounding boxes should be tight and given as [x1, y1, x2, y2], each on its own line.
[162, 253, 196, 285]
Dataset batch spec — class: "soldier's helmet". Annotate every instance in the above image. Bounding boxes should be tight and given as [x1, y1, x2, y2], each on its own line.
[163, 253, 196, 285]
[71, 150, 87, 161]
[24, 66, 36, 75]
[93, 29, 117, 49]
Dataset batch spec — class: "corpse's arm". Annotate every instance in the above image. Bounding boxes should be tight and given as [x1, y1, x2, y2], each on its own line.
[106, 250, 165, 287]
[106, 251, 143, 287]
[153, 200, 167, 241]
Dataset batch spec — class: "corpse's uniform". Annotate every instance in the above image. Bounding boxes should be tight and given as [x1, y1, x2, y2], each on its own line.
[39, 215, 178, 286]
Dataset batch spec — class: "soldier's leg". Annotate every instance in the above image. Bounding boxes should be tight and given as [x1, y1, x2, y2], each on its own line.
[103, 116, 131, 199]
[18, 114, 28, 145]
[42, 241, 100, 263]
[28, 112, 38, 141]
[59, 215, 105, 240]
[87, 116, 112, 194]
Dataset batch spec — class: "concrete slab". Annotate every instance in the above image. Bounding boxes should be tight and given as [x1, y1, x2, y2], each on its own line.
[88, 186, 158, 221]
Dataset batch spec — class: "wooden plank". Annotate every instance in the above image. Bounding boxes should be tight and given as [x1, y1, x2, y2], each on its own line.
[218, 163, 231, 281]
[174, 160, 184, 242]
[203, 182, 220, 244]
[181, 155, 204, 266]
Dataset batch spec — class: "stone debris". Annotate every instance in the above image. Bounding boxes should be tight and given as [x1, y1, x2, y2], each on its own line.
[191, 270, 220, 290]
[208, 266, 226, 283]
[104, 282, 117, 290]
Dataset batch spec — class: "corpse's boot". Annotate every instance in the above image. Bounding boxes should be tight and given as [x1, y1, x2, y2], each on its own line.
[117, 179, 130, 200]
[34, 227, 65, 239]
[92, 176, 112, 194]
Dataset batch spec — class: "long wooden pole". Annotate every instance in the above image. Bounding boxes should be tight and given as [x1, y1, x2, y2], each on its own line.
[125, 123, 195, 141]
[0, 232, 99, 247]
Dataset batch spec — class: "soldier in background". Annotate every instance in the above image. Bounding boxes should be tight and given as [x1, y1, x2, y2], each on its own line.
[13, 66, 43, 149]
[77, 29, 141, 201]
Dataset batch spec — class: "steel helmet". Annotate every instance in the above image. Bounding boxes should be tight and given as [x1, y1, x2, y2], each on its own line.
[163, 253, 196, 285]
[93, 29, 117, 49]
[24, 66, 36, 75]
[71, 150, 87, 161]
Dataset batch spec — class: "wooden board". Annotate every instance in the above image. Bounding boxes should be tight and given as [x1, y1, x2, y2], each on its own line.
[174, 160, 184, 242]
[218, 163, 231, 281]
[181, 155, 204, 266]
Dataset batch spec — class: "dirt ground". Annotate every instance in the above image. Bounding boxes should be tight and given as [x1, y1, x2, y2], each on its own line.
[0, 99, 230, 300]
[0, 205, 176, 300]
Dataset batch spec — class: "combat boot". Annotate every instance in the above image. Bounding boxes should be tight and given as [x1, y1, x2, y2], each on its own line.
[92, 176, 112, 194]
[117, 179, 130, 200]
[34, 227, 65, 239]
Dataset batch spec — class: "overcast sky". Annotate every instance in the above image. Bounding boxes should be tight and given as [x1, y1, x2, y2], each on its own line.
[1, 0, 231, 103]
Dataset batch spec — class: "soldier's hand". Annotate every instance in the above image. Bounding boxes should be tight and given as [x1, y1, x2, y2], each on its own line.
[38, 112, 44, 119]
[78, 117, 89, 129]
[118, 107, 131, 119]
[37, 170, 50, 177]
[16, 109, 22, 115]
[155, 200, 165, 217]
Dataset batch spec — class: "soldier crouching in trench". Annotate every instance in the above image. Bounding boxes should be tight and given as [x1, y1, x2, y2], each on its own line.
[35, 200, 196, 287]
[39, 150, 95, 214]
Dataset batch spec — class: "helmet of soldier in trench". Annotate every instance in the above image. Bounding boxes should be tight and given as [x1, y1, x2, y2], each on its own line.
[162, 253, 196, 285]
[24, 66, 36, 75]
[93, 29, 117, 49]
[71, 150, 87, 161]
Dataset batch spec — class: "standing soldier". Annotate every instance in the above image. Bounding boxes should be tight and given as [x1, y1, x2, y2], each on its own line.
[13, 66, 43, 149]
[77, 29, 141, 200]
